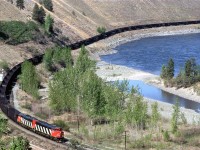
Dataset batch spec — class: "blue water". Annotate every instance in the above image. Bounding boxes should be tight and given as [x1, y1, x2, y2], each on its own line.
[128, 80, 200, 111]
[101, 33, 200, 112]
[102, 33, 200, 75]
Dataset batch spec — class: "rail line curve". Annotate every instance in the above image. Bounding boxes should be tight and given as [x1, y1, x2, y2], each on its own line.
[0, 20, 200, 148]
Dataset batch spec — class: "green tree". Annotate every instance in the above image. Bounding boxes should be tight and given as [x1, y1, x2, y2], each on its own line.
[43, 0, 53, 11]
[45, 14, 54, 34]
[32, 5, 46, 24]
[43, 48, 54, 71]
[171, 100, 180, 134]
[32, 4, 40, 22]
[160, 58, 174, 80]
[0, 116, 8, 138]
[19, 61, 39, 99]
[125, 95, 148, 130]
[16, 0, 24, 9]
[49, 67, 78, 113]
[103, 83, 123, 120]
[151, 102, 160, 127]
[10, 136, 30, 150]
[62, 47, 73, 68]
[160, 65, 167, 79]
[76, 45, 95, 74]
[167, 58, 174, 79]
[185, 59, 192, 77]
[81, 71, 106, 118]
[38, 6, 46, 24]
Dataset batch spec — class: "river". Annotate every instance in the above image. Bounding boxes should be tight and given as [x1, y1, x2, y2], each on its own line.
[101, 33, 200, 112]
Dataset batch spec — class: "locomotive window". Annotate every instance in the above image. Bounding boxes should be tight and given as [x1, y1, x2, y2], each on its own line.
[55, 128, 61, 131]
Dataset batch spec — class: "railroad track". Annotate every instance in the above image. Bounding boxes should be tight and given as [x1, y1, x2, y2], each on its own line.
[0, 20, 200, 149]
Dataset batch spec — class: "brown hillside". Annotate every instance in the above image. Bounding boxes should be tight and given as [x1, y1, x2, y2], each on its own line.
[1, 0, 200, 39]
[50, 0, 200, 37]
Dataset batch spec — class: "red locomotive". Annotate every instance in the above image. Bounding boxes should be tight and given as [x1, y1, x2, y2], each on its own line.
[17, 113, 64, 141]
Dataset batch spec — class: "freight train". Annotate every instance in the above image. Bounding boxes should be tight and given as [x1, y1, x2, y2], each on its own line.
[0, 20, 200, 142]
[17, 113, 64, 140]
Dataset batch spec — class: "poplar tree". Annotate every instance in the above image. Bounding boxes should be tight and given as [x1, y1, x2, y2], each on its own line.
[16, 0, 24, 9]
[76, 45, 95, 74]
[60, 47, 73, 68]
[151, 102, 160, 127]
[81, 71, 106, 118]
[125, 95, 148, 130]
[171, 100, 180, 134]
[19, 61, 39, 99]
[43, 48, 54, 71]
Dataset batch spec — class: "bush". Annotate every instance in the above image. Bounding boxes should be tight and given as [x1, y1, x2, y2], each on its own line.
[0, 61, 9, 72]
[131, 134, 152, 149]
[70, 138, 80, 149]
[53, 120, 70, 132]
[97, 26, 106, 34]
[0, 21, 40, 45]
[114, 123, 124, 136]
[10, 136, 30, 150]
[162, 130, 170, 141]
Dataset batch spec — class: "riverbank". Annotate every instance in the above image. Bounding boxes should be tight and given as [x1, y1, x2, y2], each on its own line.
[148, 79, 200, 103]
[96, 61, 200, 124]
[89, 24, 200, 60]
[93, 24, 200, 124]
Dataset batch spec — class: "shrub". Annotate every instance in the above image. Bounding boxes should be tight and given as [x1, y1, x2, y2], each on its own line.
[0, 61, 9, 72]
[43, 0, 53, 11]
[97, 26, 106, 34]
[180, 112, 187, 125]
[162, 130, 170, 141]
[114, 123, 124, 136]
[131, 134, 152, 149]
[70, 138, 80, 149]
[10, 136, 30, 150]
[0, 21, 40, 45]
[53, 120, 70, 132]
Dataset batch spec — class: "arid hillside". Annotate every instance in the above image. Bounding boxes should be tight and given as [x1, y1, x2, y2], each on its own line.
[1, 0, 200, 39]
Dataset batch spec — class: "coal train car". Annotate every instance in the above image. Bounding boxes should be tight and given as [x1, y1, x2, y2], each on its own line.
[17, 113, 64, 141]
